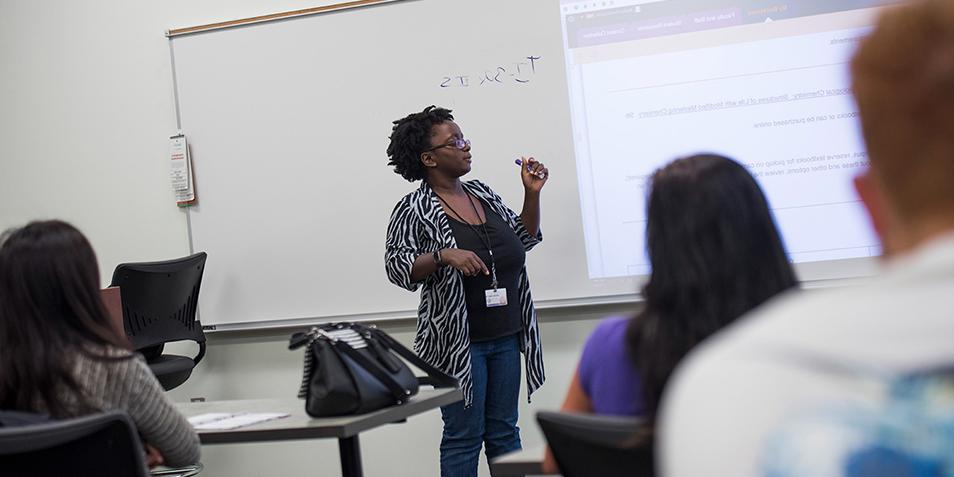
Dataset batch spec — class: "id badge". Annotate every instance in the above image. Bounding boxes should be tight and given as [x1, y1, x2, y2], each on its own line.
[485, 288, 508, 307]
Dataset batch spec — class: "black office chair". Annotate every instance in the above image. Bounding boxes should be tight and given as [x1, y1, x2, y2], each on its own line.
[537, 411, 654, 477]
[110, 252, 208, 391]
[0, 411, 203, 477]
[0, 410, 148, 477]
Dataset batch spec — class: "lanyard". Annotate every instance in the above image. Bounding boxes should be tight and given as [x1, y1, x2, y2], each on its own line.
[436, 192, 499, 289]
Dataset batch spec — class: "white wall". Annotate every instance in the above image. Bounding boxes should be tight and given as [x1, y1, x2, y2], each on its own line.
[0, 2, 634, 475]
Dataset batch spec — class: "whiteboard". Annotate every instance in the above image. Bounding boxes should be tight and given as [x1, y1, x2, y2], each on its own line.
[170, 0, 878, 331]
[171, 0, 641, 331]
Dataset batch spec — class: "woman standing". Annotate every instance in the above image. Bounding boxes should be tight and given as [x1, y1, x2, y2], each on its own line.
[384, 106, 548, 476]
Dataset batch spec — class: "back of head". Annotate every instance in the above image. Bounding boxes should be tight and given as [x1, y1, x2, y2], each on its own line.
[632, 154, 797, 417]
[851, 0, 954, 224]
[0, 220, 126, 416]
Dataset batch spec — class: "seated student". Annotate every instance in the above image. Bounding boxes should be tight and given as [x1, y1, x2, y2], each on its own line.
[0, 220, 200, 469]
[659, 2, 954, 476]
[542, 154, 797, 473]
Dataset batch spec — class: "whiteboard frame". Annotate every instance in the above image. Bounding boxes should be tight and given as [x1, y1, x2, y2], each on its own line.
[166, 0, 413, 38]
[166, 1, 415, 332]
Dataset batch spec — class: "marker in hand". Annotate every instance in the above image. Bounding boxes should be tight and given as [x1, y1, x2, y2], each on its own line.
[515, 158, 547, 179]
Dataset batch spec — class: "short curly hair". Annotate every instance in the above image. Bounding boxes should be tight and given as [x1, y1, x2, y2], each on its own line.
[387, 106, 454, 182]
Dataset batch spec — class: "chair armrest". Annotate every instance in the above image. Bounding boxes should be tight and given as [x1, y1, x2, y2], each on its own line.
[192, 341, 206, 366]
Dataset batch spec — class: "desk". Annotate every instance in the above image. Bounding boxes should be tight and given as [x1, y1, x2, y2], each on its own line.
[176, 387, 461, 477]
[490, 446, 560, 476]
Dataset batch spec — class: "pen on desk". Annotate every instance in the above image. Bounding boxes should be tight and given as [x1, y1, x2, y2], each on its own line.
[515, 159, 547, 179]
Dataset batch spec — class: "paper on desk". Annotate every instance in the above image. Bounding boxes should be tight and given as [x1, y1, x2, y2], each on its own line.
[188, 412, 290, 430]
[187, 413, 232, 426]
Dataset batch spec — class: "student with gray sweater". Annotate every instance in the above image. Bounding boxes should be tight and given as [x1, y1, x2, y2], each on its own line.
[0, 220, 200, 468]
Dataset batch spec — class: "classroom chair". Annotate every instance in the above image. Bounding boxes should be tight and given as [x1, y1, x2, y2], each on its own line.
[0, 410, 202, 477]
[110, 252, 208, 391]
[537, 411, 654, 477]
[0, 410, 149, 476]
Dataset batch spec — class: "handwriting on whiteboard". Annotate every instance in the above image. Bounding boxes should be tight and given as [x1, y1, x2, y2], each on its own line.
[440, 56, 541, 88]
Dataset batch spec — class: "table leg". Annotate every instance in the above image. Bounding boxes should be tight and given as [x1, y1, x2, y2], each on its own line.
[338, 435, 363, 477]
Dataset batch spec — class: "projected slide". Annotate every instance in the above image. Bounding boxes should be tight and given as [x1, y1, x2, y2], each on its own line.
[560, 0, 897, 279]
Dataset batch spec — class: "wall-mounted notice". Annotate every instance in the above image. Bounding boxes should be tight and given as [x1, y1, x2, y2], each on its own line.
[169, 133, 196, 206]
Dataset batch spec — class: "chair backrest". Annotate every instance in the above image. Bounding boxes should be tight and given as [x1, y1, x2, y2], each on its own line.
[537, 411, 654, 477]
[109, 252, 207, 352]
[0, 410, 147, 477]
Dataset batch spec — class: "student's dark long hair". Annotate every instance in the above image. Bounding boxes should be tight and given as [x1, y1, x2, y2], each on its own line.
[629, 154, 797, 421]
[0, 220, 130, 416]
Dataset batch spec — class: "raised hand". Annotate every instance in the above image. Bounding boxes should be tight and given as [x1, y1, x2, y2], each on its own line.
[519, 156, 549, 193]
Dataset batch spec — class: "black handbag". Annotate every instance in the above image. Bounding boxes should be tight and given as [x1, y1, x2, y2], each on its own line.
[288, 322, 458, 417]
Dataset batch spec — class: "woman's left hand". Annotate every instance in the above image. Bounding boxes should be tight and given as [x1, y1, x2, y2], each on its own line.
[519, 156, 548, 193]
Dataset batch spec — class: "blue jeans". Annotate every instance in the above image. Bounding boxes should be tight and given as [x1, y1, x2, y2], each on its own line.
[440, 333, 523, 477]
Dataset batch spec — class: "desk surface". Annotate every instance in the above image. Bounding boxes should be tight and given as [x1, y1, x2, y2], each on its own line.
[490, 446, 559, 476]
[176, 387, 461, 444]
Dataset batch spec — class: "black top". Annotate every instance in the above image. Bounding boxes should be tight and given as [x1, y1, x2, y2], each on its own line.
[446, 200, 526, 342]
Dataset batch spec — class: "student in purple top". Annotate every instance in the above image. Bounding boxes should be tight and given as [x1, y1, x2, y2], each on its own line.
[543, 154, 798, 473]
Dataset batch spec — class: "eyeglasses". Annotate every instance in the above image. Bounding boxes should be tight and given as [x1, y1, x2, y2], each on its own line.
[424, 137, 470, 152]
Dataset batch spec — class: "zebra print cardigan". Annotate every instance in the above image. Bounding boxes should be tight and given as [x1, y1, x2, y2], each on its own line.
[385, 179, 545, 407]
